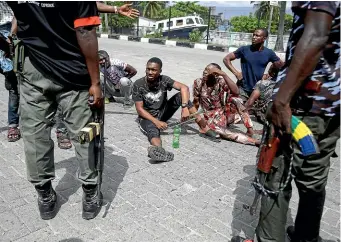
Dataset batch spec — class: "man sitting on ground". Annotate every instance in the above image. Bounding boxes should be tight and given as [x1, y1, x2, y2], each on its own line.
[98, 50, 137, 108]
[244, 63, 280, 124]
[132, 57, 218, 162]
[193, 63, 260, 146]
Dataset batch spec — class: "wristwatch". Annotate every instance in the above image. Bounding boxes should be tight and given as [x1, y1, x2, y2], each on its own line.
[181, 103, 188, 108]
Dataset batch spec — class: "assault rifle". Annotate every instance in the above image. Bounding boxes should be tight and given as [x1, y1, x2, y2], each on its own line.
[247, 115, 320, 215]
[78, 63, 106, 202]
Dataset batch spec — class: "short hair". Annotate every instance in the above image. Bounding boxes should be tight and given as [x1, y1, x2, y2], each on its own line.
[257, 28, 269, 37]
[208, 63, 221, 70]
[147, 57, 163, 69]
[98, 50, 109, 60]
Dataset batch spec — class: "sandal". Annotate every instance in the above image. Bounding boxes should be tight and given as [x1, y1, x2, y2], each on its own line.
[56, 131, 72, 150]
[200, 129, 221, 142]
[7, 127, 21, 142]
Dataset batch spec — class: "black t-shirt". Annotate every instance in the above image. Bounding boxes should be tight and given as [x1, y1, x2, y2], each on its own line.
[7, 1, 100, 90]
[132, 75, 175, 117]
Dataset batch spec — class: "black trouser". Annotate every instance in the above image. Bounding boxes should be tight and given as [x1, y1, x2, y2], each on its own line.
[139, 92, 193, 142]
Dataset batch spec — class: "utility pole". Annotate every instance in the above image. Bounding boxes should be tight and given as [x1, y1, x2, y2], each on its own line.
[167, 3, 172, 39]
[206, 7, 211, 44]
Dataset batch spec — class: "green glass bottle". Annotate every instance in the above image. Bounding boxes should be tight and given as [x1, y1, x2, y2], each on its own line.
[172, 125, 181, 148]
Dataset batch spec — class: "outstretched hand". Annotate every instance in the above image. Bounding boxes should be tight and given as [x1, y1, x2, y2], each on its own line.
[118, 4, 140, 19]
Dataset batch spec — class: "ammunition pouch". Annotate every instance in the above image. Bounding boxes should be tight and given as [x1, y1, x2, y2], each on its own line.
[12, 39, 25, 74]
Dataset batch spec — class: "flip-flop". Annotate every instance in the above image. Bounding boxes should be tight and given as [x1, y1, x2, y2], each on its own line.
[148, 146, 174, 162]
[56, 131, 72, 150]
[200, 129, 221, 142]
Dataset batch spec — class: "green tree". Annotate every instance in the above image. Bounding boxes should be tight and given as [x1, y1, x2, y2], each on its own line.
[138, 1, 165, 19]
[253, 1, 280, 22]
[230, 13, 293, 34]
[230, 15, 267, 33]
[106, 1, 135, 29]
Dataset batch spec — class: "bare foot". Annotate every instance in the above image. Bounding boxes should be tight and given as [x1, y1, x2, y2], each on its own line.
[246, 128, 254, 137]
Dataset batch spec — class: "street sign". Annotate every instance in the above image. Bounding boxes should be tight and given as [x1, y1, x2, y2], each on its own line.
[270, 1, 279, 7]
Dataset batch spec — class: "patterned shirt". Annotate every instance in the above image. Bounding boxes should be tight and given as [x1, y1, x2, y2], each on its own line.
[0, 2, 13, 26]
[273, 1, 340, 117]
[254, 77, 276, 109]
[193, 76, 229, 111]
[100, 58, 127, 88]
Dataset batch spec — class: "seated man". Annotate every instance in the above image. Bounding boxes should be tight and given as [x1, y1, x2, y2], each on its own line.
[132, 57, 218, 162]
[244, 63, 280, 124]
[193, 63, 260, 146]
[98, 50, 137, 108]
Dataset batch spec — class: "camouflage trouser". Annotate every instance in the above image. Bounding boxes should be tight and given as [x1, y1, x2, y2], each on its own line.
[19, 57, 97, 186]
[256, 114, 340, 242]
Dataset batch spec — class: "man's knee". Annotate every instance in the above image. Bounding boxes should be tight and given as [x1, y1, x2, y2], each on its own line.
[173, 92, 194, 108]
[139, 119, 160, 142]
[120, 77, 132, 87]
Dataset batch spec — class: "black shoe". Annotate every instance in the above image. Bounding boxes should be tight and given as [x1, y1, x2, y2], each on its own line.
[148, 146, 174, 162]
[286, 226, 297, 241]
[230, 236, 254, 242]
[82, 184, 103, 220]
[35, 181, 57, 220]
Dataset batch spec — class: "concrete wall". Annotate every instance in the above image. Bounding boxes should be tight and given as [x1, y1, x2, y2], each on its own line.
[211, 32, 290, 50]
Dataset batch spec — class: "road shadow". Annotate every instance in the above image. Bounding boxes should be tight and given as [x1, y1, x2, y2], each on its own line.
[0, 126, 8, 133]
[59, 239, 83, 242]
[231, 165, 295, 239]
[54, 145, 128, 218]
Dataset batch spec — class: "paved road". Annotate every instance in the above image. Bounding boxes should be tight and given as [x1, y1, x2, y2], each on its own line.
[0, 39, 339, 242]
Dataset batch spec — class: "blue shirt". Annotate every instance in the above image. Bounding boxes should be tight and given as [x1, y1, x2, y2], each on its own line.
[234, 46, 280, 92]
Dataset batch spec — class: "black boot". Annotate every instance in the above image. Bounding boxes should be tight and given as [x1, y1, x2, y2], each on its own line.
[287, 226, 298, 241]
[35, 181, 57, 220]
[82, 184, 103, 220]
[230, 235, 254, 242]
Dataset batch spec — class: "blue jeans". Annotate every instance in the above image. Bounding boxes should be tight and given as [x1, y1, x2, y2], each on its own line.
[5, 70, 19, 127]
[0, 22, 19, 127]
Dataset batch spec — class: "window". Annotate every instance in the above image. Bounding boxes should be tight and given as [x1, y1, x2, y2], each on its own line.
[195, 18, 200, 24]
[176, 20, 183, 26]
[158, 23, 164, 29]
[167, 21, 173, 27]
[186, 18, 194, 25]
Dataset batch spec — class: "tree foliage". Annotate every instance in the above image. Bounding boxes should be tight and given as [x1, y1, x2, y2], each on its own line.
[138, 1, 165, 19]
[106, 1, 136, 28]
[230, 13, 293, 34]
[254, 1, 280, 21]
[189, 28, 203, 43]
